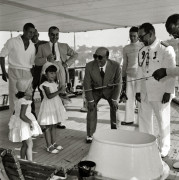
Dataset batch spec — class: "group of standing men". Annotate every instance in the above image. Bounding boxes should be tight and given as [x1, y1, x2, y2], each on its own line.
[0, 23, 78, 128]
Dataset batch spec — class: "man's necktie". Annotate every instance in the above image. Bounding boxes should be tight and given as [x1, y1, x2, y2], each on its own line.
[34, 43, 38, 54]
[100, 67, 105, 79]
[52, 43, 56, 60]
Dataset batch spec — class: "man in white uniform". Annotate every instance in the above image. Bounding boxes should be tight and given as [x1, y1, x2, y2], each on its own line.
[0, 23, 36, 115]
[136, 23, 176, 158]
[121, 26, 143, 125]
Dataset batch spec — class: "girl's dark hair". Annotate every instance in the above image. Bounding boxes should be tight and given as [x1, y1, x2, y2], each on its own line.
[15, 91, 25, 99]
[45, 65, 57, 73]
[40, 65, 58, 84]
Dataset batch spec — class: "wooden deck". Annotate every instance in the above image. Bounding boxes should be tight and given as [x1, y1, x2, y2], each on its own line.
[1, 95, 179, 179]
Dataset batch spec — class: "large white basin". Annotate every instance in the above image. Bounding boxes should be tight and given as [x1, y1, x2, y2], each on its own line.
[86, 130, 169, 180]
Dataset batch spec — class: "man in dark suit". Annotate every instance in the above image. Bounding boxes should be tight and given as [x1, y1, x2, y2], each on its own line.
[35, 26, 78, 129]
[84, 47, 122, 143]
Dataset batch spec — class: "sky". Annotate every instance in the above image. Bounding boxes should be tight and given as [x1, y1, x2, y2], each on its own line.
[0, 23, 171, 51]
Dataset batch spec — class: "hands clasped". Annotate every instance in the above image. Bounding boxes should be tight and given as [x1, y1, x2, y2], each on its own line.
[47, 54, 56, 63]
[62, 62, 68, 68]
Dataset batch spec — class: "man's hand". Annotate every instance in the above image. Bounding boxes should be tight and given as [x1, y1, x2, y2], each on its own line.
[59, 93, 72, 103]
[111, 100, 118, 111]
[135, 93, 141, 103]
[152, 68, 167, 81]
[2, 72, 8, 82]
[30, 122, 34, 130]
[62, 62, 68, 68]
[162, 93, 170, 104]
[119, 77, 127, 103]
[119, 92, 128, 103]
[47, 54, 55, 62]
[87, 101, 96, 112]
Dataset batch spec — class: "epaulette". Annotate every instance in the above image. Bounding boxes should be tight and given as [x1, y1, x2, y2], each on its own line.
[161, 41, 169, 47]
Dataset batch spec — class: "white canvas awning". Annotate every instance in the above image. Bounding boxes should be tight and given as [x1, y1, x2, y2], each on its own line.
[0, 0, 179, 32]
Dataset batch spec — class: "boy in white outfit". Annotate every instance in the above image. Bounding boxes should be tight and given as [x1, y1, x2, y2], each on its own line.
[121, 26, 143, 125]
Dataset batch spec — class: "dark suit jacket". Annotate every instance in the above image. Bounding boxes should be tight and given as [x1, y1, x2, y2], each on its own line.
[35, 42, 78, 66]
[84, 59, 122, 102]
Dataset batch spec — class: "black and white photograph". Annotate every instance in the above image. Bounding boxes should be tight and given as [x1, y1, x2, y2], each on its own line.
[0, 0, 179, 179]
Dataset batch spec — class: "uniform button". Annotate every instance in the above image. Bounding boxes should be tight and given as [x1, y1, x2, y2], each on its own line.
[147, 71, 149, 73]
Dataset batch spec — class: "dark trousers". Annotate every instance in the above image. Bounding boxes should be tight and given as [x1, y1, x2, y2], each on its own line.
[86, 96, 117, 136]
[31, 66, 43, 118]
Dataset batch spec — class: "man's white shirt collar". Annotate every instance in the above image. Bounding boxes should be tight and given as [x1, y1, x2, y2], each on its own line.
[99, 61, 107, 72]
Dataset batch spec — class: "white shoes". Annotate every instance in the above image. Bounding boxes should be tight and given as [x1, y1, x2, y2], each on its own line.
[53, 143, 63, 150]
[47, 143, 63, 154]
[47, 145, 59, 154]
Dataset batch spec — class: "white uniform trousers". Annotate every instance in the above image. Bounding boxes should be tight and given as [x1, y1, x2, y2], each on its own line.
[8, 68, 32, 116]
[124, 76, 137, 123]
[139, 95, 171, 156]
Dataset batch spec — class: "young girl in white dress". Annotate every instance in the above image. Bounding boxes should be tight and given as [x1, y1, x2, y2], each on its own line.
[38, 63, 68, 154]
[8, 79, 42, 161]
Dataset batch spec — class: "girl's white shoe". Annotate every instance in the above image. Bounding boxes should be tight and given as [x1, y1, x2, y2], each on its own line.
[47, 145, 59, 154]
[53, 143, 63, 151]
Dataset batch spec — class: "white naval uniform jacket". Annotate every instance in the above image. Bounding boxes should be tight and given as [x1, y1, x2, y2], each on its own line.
[136, 39, 176, 101]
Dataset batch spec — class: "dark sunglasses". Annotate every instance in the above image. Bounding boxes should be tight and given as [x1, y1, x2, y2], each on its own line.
[93, 54, 104, 60]
[138, 33, 149, 41]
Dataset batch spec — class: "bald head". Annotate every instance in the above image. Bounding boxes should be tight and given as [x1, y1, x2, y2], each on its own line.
[94, 47, 109, 67]
[95, 47, 109, 57]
